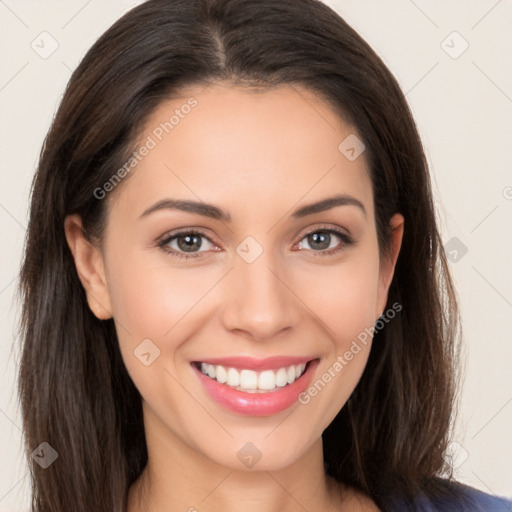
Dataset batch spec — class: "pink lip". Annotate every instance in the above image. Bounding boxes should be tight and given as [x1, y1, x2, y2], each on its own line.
[192, 355, 313, 371]
[191, 358, 320, 416]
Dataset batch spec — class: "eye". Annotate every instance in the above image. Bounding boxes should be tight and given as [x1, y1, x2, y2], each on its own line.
[295, 227, 354, 256]
[157, 229, 218, 260]
[157, 225, 354, 261]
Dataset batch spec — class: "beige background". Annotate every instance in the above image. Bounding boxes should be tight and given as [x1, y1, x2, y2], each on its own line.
[1, 0, 511, 509]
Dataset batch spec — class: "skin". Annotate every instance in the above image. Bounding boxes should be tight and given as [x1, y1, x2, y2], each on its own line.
[65, 82, 404, 512]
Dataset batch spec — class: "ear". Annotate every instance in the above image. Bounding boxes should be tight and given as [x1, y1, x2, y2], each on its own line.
[375, 213, 404, 320]
[64, 214, 113, 320]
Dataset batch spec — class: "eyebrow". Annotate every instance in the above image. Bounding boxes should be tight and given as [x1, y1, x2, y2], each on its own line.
[140, 193, 366, 221]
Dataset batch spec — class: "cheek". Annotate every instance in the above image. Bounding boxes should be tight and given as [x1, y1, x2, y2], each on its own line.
[106, 248, 220, 339]
[105, 254, 211, 403]
[294, 249, 380, 342]
[299, 257, 379, 426]
[106, 236, 381, 354]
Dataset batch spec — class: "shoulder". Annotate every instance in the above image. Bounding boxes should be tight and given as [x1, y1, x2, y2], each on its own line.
[433, 481, 512, 511]
[390, 479, 512, 511]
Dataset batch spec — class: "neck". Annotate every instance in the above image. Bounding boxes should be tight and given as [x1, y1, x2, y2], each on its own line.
[127, 404, 349, 512]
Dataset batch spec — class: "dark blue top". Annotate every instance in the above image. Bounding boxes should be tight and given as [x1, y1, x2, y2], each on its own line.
[389, 480, 512, 511]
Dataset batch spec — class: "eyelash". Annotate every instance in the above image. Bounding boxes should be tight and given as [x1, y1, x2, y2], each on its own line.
[157, 225, 354, 260]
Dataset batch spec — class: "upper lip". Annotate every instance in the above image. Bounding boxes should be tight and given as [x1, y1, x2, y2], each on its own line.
[192, 355, 317, 371]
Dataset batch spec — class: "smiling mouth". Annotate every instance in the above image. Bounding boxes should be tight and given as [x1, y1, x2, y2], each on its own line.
[192, 360, 314, 393]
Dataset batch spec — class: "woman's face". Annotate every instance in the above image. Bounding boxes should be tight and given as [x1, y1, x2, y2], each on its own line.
[69, 83, 403, 471]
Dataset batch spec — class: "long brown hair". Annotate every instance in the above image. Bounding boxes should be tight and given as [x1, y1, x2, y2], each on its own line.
[18, 0, 466, 510]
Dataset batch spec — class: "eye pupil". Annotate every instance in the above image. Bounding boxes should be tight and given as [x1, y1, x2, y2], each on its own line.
[309, 231, 330, 250]
[177, 234, 202, 252]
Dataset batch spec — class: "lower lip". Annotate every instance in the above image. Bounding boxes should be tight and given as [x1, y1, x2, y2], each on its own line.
[192, 359, 319, 416]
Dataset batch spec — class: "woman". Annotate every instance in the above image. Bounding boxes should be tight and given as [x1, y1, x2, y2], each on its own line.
[17, 0, 512, 510]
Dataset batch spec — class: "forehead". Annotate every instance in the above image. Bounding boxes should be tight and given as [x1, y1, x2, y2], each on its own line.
[109, 83, 373, 222]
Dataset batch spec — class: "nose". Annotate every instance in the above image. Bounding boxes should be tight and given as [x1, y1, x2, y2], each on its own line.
[220, 249, 301, 341]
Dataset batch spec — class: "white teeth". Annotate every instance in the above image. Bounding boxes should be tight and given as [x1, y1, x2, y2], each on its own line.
[240, 369, 258, 390]
[226, 367, 240, 387]
[197, 361, 309, 392]
[275, 368, 288, 387]
[258, 370, 275, 390]
[216, 365, 227, 384]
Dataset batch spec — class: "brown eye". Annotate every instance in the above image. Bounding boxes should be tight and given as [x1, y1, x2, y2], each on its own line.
[296, 228, 354, 256]
[158, 230, 216, 259]
[175, 233, 204, 252]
